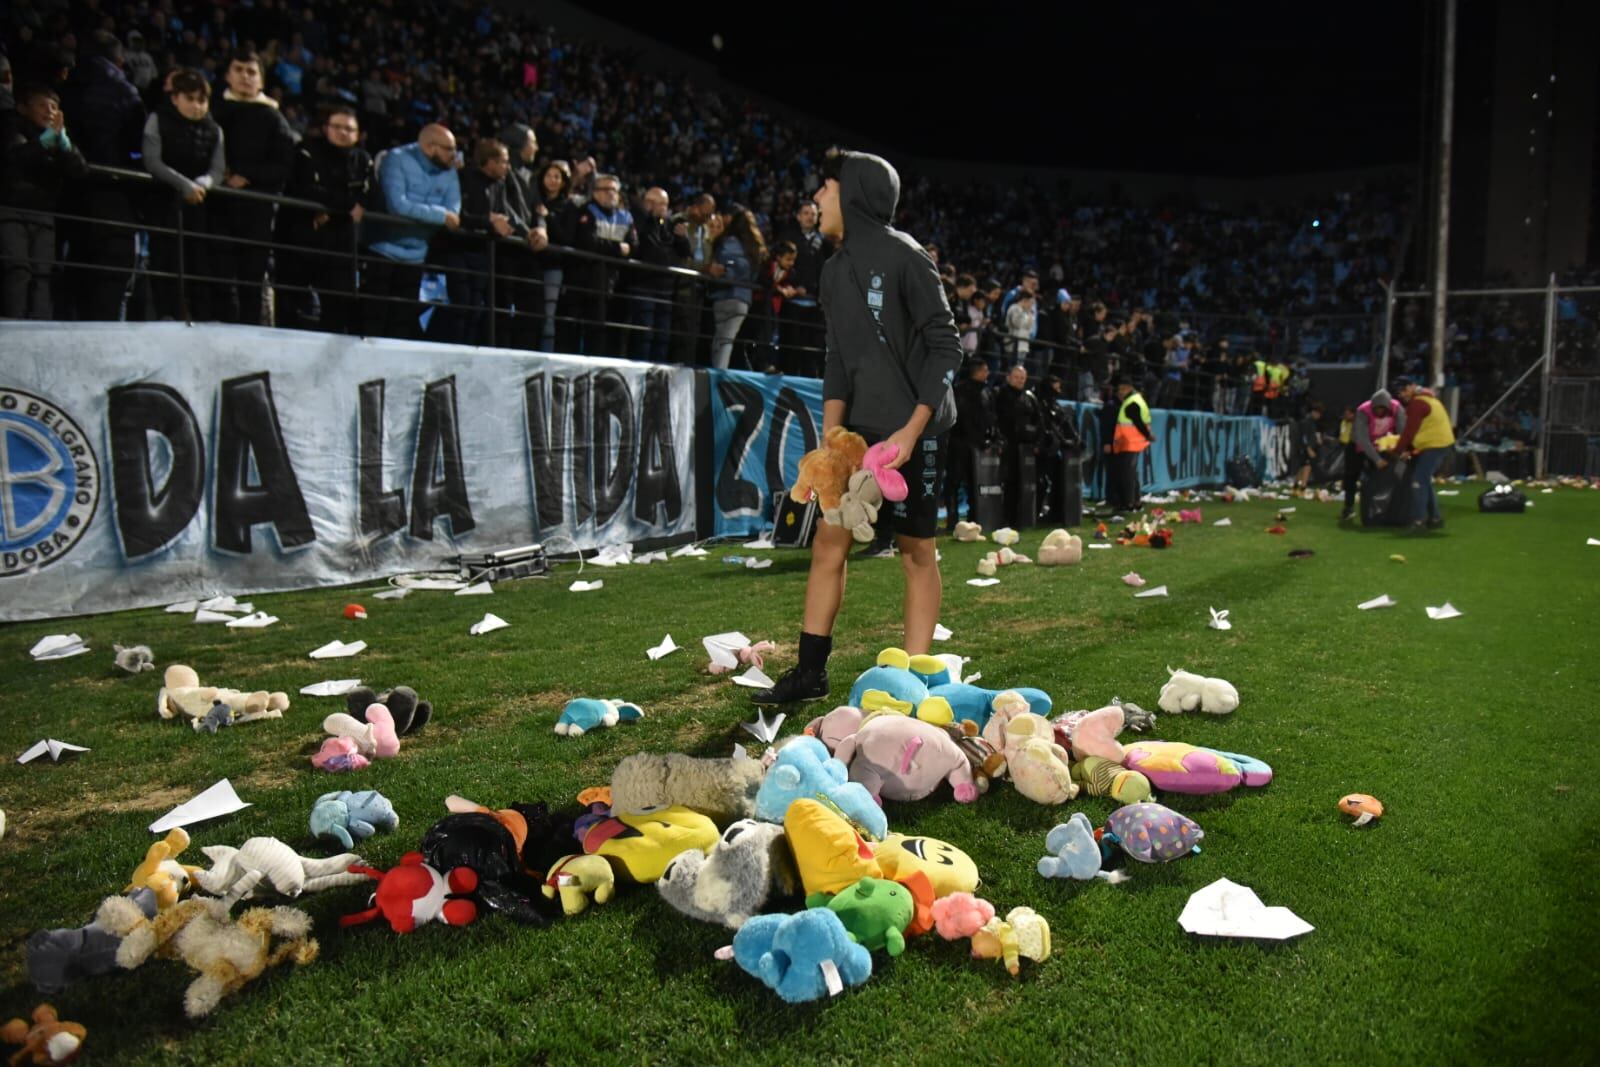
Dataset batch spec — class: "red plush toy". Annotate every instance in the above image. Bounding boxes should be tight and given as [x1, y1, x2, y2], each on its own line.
[340, 853, 478, 933]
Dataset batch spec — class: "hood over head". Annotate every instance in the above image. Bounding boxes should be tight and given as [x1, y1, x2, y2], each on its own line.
[837, 150, 899, 237]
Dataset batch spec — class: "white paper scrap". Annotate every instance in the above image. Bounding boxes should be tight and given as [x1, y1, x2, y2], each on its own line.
[1208, 607, 1232, 630]
[309, 639, 367, 659]
[744, 557, 773, 570]
[1541, 488, 1554, 494]
[569, 580, 605, 592]
[454, 581, 494, 596]
[1134, 585, 1169, 598]
[703, 631, 752, 671]
[1213, 518, 1233, 527]
[646, 634, 680, 660]
[1437, 490, 1461, 497]
[1179, 878, 1313, 941]
[193, 609, 237, 624]
[589, 544, 634, 567]
[634, 550, 669, 564]
[732, 666, 775, 689]
[198, 595, 251, 613]
[29, 634, 89, 660]
[671, 544, 709, 558]
[18, 739, 90, 764]
[225, 612, 279, 629]
[149, 778, 252, 834]
[1088, 543, 1113, 549]
[1278, 507, 1297, 514]
[741, 709, 785, 743]
[165, 600, 199, 614]
[1357, 594, 1397, 610]
[933, 623, 953, 642]
[1425, 602, 1464, 621]
[743, 537, 775, 550]
[1588, 538, 1600, 547]
[966, 578, 1001, 587]
[394, 576, 467, 591]
[299, 679, 361, 697]
[373, 587, 411, 600]
[470, 613, 510, 636]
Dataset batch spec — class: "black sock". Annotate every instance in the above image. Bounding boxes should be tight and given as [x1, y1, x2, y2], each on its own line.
[798, 631, 832, 673]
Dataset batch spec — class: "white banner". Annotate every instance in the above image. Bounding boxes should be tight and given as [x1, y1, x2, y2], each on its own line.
[0, 323, 696, 621]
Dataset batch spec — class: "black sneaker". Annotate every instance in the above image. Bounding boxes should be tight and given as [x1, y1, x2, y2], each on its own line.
[1426, 517, 1445, 530]
[1338, 509, 1355, 523]
[852, 541, 895, 560]
[751, 666, 830, 706]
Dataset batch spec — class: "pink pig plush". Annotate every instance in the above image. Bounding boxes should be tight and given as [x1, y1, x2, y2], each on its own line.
[931, 892, 996, 940]
[831, 714, 980, 803]
[861, 442, 908, 503]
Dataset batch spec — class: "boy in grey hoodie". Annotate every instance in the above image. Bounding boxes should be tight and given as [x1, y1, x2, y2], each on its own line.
[753, 149, 963, 706]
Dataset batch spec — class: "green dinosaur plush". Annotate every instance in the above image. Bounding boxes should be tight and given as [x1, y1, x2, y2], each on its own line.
[806, 877, 916, 957]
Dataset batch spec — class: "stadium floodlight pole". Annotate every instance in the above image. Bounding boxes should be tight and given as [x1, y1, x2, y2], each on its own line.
[1429, 0, 1457, 391]
[1536, 272, 1556, 478]
[1378, 279, 1396, 387]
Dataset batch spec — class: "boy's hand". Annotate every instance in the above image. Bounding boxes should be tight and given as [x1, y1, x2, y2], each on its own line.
[885, 427, 919, 470]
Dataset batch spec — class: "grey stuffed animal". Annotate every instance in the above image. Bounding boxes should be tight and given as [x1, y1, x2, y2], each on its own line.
[113, 644, 156, 673]
[26, 888, 158, 993]
[1112, 696, 1157, 732]
[193, 699, 235, 734]
[657, 820, 799, 929]
[610, 752, 764, 824]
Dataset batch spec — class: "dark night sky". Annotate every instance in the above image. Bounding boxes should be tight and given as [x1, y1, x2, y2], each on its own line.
[643, 2, 1433, 176]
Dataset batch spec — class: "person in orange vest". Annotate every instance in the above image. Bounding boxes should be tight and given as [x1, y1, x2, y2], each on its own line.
[1387, 377, 1456, 532]
[1108, 375, 1154, 512]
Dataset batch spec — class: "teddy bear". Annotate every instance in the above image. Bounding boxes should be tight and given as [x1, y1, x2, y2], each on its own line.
[541, 855, 616, 917]
[930, 892, 995, 940]
[1157, 667, 1240, 714]
[96, 895, 318, 1018]
[788, 426, 868, 512]
[155, 665, 288, 725]
[754, 736, 889, 841]
[719, 908, 872, 1004]
[829, 712, 982, 804]
[1, 1004, 87, 1065]
[125, 828, 203, 911]
[1007, 735, 1078, 805]
[971, 906, 1051, 977]
[194, 838, 367, 906]
[113, 643, 154, 674]
[941, 722, 1007, 794]
[952, 521, 985, 542]
[554, 697, 643, 737]
[340, 852, 481, 934]
[1036, 529, 1083, 566]
[658, 819, 799, 929]
[825, 468, 884, 542]
[343, 685, 432, 735]
[309, 790, 398, 851]
[321, 706, 401, 758]
[609, 752, 765, 824]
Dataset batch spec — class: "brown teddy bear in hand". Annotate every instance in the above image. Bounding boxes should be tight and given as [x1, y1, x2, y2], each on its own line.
[789, 427, 868, 512]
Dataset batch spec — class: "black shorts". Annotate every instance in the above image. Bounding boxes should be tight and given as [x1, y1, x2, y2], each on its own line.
[858, 430, 947, 540]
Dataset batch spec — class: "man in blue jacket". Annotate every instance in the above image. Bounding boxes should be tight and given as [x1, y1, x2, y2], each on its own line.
[362, 123, 461, 340]
[754, 148, 962, 706]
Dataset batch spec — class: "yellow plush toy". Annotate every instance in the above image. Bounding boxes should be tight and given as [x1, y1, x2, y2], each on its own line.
[971, 906, 1051, 976]
[580, 806, 718, 883]
[541, 855, 616, 916]
[156, 665, 289, 725]
[785, 798, 880, 897]
[789, 427, 868, 512]
[875, 833, 980, 897]
[125, 829, 204, 911]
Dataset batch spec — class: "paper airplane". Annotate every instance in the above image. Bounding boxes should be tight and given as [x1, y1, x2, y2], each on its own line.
[1087, 543, 1113, 549]
[1179, 878, 1313, 941]
[1437, 490, 1460, 497]
[18, 739, 90, 764]
[166, 600, 200, 614]
[743, 536, 775, 550]
[1425, 602, 1463, 621]
[1357, 594, 1397, 610]
[470, 613, 510, 636]
[1213, 518, 1233, 527]
[671, 544, 708, 558]
[967, 578, 1000, 587]
[309, 640, 367, 659]
[1208, 607, 1232, 630]
[741, 709, 786, 743]
[394, 576, 466, 591]
[703, 631, 752, 672]
[454, 581, 494, 596]
[744, 558, 773, 570]
[193, 609, 237, 624]
[373, 587, 412, 600]
[149, 778, 251, 834]
[29, 634, 89, 660]
[634, 550, 669, 564]
[226, 612, 279, 629]
[1122, 572, 1146, 587]
[647, 634, 680, 660]
[732, 666, 775, 689]
[1588, 538, 1600, 547]
[589, 544, 634, 567]
[570, 579, 605, 592]
[933, 623, 952, 642]
[300, 679, 362, 697]
[199, 595, 251, 613]
[1134, 585, 1169, 598]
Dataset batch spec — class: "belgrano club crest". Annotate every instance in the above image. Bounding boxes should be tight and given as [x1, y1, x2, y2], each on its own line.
[0, 388, 100, 577]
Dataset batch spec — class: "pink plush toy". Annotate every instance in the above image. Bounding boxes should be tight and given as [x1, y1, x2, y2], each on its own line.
[706, 640, 776, 676]
[831, 714, 980, 803]
[1178, 509, 1203, 524]
[321, 706, 400, 759]
[930, 892, 996, 940]
[311, 737, 369, 772]
[861, 442, 908, 503]
[1122, 741, 1273, 795]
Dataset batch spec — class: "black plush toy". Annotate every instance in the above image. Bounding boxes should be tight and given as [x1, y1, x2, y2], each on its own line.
[420, 814, 549, 925]
[346, 686, 432, 735]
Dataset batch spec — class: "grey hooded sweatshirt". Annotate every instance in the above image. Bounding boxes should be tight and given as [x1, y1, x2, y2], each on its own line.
[820, 152, 961, 436]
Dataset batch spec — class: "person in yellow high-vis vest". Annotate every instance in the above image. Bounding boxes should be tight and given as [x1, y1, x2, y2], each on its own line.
[1388, 377, 1456, 532]
[1107, 376, 1154, 512]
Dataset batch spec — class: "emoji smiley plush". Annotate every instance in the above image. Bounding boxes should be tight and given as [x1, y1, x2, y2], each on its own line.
[873, 833, 980, 898]
[581, 806, 719, 883]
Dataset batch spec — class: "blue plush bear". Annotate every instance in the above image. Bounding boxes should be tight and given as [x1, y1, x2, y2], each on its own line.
[926, 682, 1053, 731]
[554, 698, 643, 737]
[847, 648, 956, 723]
[310, 790, 399, 850]
[1037, 811, 1102, 880]
[754, 736, 889, 841]
[729, 908, 872, 1004]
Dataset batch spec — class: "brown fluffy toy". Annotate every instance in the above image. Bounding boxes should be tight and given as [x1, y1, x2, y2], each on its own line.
[789, 427, 868, 512]
[96, 896, 319, 1019]
[1, 1005, 86, 1065]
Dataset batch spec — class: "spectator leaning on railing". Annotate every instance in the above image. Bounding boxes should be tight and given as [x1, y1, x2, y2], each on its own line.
[631, 186, 688, 363]
[572, 171, 634, 356]
[531, 159, 576, 351]
[707, 207, 765, 371]
[276, 105, 372, 336]
[141, 68, 224, 322]
[363, 122, 461, 341]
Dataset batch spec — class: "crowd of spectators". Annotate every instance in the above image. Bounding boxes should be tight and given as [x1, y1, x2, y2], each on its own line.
[1, 0, 1418, 393]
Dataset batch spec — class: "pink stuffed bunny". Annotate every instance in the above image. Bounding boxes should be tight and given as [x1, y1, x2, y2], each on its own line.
[706, 640, 776, 676]
[931, 892, 996, 940]
[861, 442, 908, 503]
[312, 736, 370, 772]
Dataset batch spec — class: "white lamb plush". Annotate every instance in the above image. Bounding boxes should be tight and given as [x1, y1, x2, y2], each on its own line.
[1157, 667, 1240, 715]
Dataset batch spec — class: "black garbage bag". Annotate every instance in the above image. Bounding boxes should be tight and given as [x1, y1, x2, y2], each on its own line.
[1478, 484, 1528, 513]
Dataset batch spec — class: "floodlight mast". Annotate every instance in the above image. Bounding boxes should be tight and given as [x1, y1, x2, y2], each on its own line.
[1430, 0, 1457, 392]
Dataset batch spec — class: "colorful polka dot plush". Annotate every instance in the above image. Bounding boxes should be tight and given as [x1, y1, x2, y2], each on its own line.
[1105, 803, 1204, 863]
